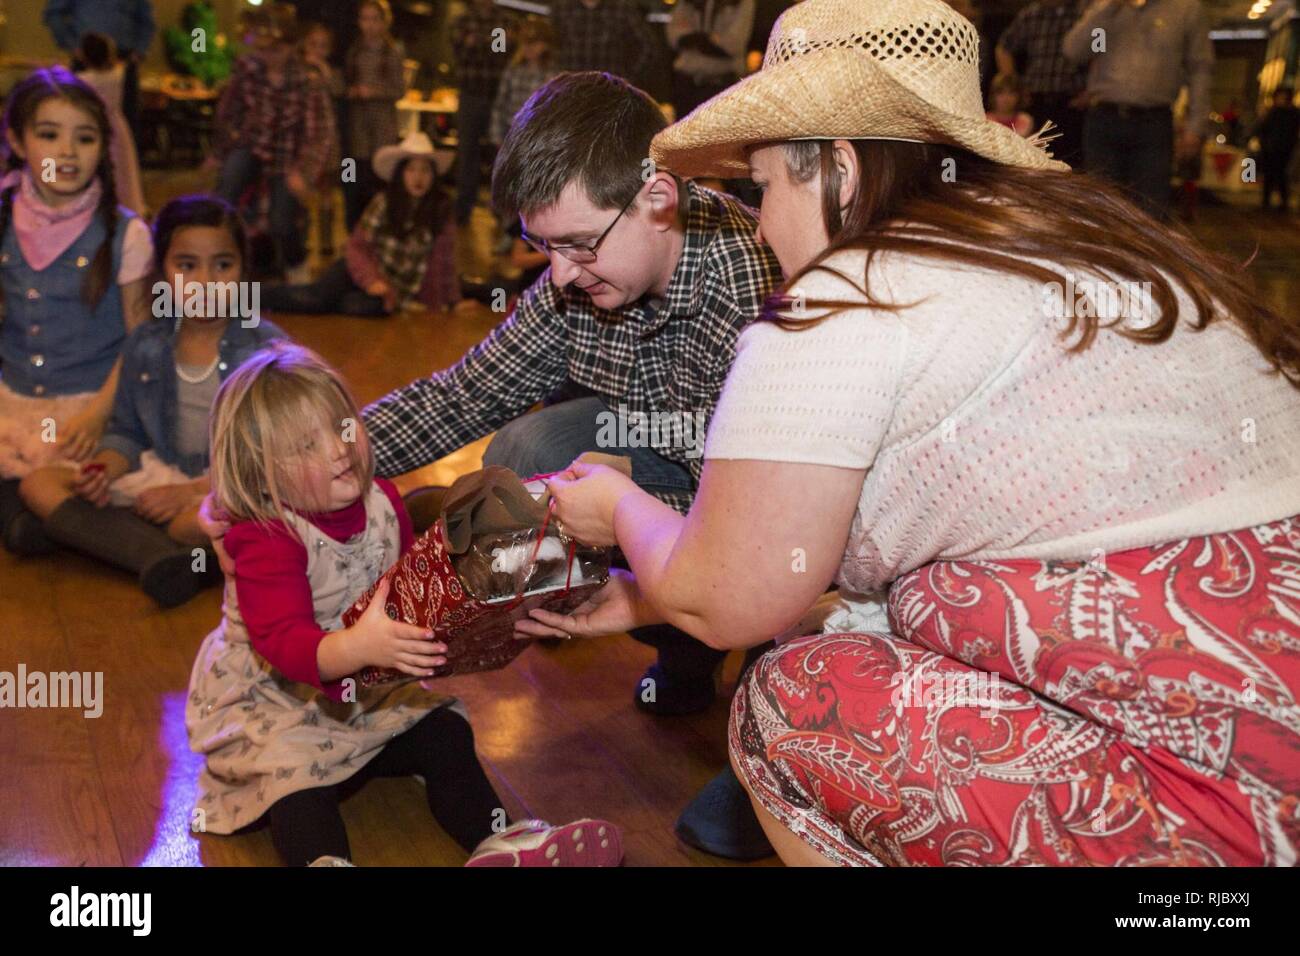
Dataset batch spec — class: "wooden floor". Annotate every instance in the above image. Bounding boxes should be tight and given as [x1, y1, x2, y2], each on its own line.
[1, 173, 1296, 867]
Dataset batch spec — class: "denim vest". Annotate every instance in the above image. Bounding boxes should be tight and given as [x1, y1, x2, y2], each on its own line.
[0, 207, 133, 397]
[98, 316, 289, 477]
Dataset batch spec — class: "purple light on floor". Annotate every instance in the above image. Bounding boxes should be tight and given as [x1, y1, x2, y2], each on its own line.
[138, 691, 204, 867]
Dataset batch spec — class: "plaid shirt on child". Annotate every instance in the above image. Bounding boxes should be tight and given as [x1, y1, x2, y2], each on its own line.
[214, 55, 334, 182]
[363, 182, 785, 513]
[490, 62, 556, 144]
[452, 7, 514, 98]
[345, 38, 407, 160]
[351, 191, 451, 306]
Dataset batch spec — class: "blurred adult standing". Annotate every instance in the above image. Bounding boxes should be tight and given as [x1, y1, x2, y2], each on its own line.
[1063, 0, 1213, 214]
[43, 0, 156, 143]
[550, 0, 656, 88]
[451, 0, 514, 226]
[995, 0, 1089, 165]
[667, 0, 755, 119]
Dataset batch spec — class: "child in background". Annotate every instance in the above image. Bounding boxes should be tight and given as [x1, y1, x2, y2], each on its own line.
[212, 3, 335, 281]
[489, 18, 556, 147]
[262, 132, 459, 317]
[18, 195, 287, 607]
[301, 21, 345, 257]
[186, 342, 623, 867]
[0, 67, 153, 555]
[986, 73, 1034, 137]
[1253, 86, 1299, 212]
[73, 33, 146, 216]
[343, 0, 407, 229]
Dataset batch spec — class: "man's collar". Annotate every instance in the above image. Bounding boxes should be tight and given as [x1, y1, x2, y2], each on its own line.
[644, 180, 719, 332]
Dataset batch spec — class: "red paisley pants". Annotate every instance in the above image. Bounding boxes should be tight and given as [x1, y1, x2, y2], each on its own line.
[730, 517, 1300, 866]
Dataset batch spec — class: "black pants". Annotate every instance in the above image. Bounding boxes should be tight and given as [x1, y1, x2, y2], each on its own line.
[263, 706, 502, 866]
[260, 258, 388, 317]
[1260, 149, 1294, 210]
[1027, 91, 1085, 168]
[1083, 104, 1174, 217]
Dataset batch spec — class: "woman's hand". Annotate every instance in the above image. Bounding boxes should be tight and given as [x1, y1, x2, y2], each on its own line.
[197, 492, 235, 575]
[545, 461, 642, 548]
[344, 577, 448, 676]
[57, 408, 107, 462]
[516, 569, 656, 639]
[133, 482, 202, 525]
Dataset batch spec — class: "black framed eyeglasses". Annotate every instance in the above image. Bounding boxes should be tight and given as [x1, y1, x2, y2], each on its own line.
[519, 190, 638, 264]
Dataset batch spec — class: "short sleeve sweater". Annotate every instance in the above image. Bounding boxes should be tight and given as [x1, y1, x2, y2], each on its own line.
[705, 248, 1300, 597]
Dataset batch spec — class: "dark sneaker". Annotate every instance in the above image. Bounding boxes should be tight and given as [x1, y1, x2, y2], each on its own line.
[675, 766, 775, 861]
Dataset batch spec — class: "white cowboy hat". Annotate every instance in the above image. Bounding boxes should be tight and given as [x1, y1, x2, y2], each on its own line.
[373, 131, 455, 181]
[650, 0, 1070, 178]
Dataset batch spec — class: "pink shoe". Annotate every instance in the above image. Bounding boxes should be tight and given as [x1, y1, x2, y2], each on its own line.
[465, 819, 624, 867]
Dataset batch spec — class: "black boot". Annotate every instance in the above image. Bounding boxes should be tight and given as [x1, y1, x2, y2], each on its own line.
[0, 478, 59, 556]
[43, 497, 213, 608]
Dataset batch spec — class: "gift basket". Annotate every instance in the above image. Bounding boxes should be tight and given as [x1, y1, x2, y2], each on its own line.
[341, 456, 629, 685]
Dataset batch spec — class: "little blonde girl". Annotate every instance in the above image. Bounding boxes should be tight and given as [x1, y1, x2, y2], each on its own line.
[0, 67, 153, 554]
[186, 342, 622, 866]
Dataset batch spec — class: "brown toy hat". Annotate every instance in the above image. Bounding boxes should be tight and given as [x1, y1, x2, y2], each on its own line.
[650, 0, 1071, 179]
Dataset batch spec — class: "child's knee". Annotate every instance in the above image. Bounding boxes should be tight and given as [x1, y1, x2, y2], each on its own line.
[18, 467, 73, 517]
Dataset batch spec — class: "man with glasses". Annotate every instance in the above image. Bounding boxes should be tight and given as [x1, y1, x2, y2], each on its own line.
[362, 71, 784, 861]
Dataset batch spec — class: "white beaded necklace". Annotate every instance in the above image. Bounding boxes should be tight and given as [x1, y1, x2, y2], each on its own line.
[174, 314, 220, 384]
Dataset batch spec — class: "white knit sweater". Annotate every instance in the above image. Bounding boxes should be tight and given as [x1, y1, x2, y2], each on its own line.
[704, 248, 1300, 610]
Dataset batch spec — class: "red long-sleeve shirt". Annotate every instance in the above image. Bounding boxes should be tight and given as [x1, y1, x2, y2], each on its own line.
[223, 477, 414, 700]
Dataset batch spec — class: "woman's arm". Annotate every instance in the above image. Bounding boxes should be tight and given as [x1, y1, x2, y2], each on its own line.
[549, 458, 864, 650]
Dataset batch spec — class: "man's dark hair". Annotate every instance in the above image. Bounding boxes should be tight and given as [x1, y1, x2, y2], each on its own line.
[491, 71, 668, 220]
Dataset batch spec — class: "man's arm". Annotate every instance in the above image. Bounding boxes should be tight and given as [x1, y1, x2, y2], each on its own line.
[1062, 0, 1119, 64]
[42, 0, 78, 52]
[363, 277, 570, 478]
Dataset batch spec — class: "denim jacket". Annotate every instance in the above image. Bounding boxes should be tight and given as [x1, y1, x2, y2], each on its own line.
[98, 315, 288, 476]
[0, 207, 133, 397]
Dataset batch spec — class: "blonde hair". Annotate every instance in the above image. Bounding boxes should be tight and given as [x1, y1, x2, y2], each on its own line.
[209, 342, 375, 538]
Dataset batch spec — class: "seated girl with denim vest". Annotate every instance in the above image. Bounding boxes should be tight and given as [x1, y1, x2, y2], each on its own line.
[18, 195, 287, 608]
[0, 67, 154, 555]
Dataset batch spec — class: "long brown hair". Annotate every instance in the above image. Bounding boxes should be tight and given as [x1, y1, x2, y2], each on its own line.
[0, 66, 119, 307]
[765, 140, 1300, 389]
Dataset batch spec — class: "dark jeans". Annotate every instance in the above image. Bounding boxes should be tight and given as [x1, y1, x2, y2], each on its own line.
[1083, 104, 1174, 216]
[480, 397, 725, 683]
[1028, 91, 1085, 168]
[455, 93, 493, 225]
[260, 258, 388, 317]
[1260, 149, 1294, 210]
[215, 147, 307, 271]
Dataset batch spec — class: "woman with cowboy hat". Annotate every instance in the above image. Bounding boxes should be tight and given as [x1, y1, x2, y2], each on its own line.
[262, 131, 462, 317]
[520, 0, 1300, 866]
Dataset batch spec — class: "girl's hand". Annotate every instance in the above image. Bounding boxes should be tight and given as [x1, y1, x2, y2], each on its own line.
[197, 492, 235, 575]
[57, 408, 107, 462]
[346, 577, 448, 676]
[72, 461, 112, 508]
[545, 461, 641, 548]
[133, 482, 201, 525]
[517, 569, 649, 639]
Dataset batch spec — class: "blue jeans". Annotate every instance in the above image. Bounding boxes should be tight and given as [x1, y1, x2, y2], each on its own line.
[1083, 105, 1173, 217]
[481, 397, 723, 683]
[216, 147, 307, 271]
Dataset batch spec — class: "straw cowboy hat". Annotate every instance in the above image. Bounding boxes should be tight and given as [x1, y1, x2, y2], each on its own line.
[650, 0, 1070, 178]
[373, 131, 455, 181]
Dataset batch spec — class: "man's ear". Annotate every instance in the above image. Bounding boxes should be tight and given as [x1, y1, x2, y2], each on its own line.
[5, 127, 25, 163]
[643, 172, 681, 233]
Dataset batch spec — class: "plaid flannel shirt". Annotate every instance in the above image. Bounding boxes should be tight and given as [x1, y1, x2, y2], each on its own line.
[214, 55, 334, 182]
[345, 38, 407, 159]
[363, 181, 784, 513]
[997, 0, 1089, 96]
[550, 0, 654, 83]
[452, 8, 515, 97]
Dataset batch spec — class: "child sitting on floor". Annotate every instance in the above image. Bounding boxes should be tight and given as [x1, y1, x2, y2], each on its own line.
[20, 195, 287, 607]
[186, 341, 623, 866]
[261, 131, 460, 316]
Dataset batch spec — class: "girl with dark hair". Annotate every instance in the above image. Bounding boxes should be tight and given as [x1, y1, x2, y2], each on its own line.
[342, 0, 407, 228]
[74, 31, 146, 215]
[262, 132, 460, 317]
[0, 67, 152, 555]
[16, 194, 286, 607]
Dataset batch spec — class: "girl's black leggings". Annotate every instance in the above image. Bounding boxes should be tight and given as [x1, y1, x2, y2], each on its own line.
[266, 706, 503, 866]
